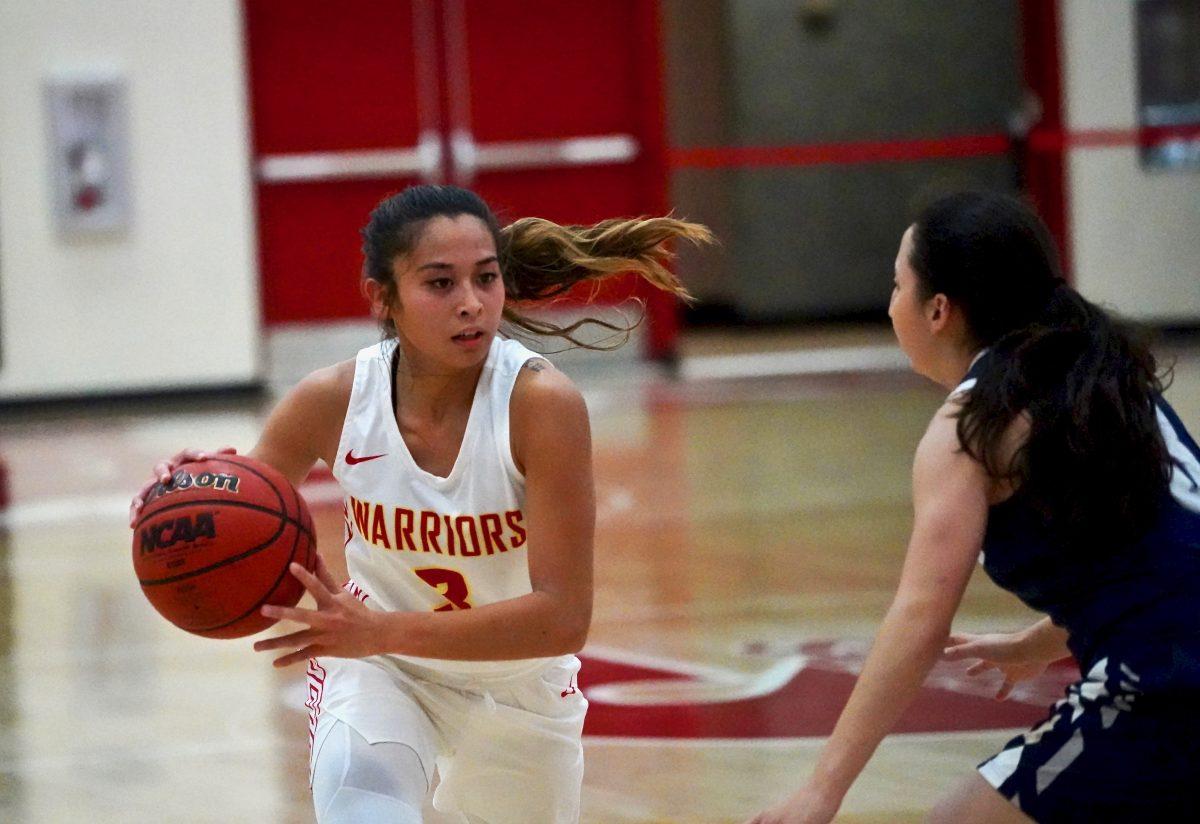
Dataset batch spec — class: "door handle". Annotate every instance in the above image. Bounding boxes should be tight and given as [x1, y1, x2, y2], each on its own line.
[257, 131, 442, 183]
[450, 130, 639, 183]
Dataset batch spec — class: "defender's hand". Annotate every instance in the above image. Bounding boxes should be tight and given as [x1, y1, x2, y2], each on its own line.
[943, 631, 1053, 700]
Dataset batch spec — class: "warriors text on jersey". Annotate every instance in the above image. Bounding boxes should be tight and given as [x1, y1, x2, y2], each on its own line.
[332, 336, 571, 679]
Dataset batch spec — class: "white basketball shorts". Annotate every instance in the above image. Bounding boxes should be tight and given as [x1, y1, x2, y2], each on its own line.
[306, 654, 587, 823]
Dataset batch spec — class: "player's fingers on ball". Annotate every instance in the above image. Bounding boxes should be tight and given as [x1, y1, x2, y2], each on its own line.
[136, 473, 163, 500]
[996, 679, 1014, 700]
[216, 446, 237, 455]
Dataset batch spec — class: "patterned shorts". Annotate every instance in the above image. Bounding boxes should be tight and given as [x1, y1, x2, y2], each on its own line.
[979, 654, 1199, 821]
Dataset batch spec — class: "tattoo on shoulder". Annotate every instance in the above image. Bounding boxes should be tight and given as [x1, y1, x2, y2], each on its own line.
[524, 360, 546, 373]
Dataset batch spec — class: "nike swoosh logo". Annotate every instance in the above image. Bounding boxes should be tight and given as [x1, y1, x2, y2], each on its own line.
[345, 450, 386, 465]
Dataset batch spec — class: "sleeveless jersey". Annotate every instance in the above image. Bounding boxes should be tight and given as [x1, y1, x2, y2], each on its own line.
[955, 354, 1200, 669]
[332, 336, 572, 679]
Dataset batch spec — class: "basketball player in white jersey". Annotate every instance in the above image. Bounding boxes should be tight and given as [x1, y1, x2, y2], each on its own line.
[130, 185, 711, 823]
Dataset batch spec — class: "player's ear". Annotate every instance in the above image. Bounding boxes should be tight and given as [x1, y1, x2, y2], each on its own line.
[927, 293, 950, 330]
[362, 278, 393, 319]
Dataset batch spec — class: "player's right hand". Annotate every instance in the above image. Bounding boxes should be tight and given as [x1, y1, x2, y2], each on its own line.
[129, 447, 237, 527]
[742, 783, 841, 824]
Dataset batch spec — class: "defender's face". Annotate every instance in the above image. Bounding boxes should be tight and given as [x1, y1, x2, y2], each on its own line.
[388, 214, 505, 370]
[889, 226, 936, 379]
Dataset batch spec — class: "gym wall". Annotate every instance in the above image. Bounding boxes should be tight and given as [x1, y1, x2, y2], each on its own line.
[0, 0, 261, 401]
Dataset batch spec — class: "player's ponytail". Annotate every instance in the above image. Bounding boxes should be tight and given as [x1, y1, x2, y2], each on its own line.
[361, 185, 711, 348]
[499, 216, 711, 349]
[910, 192, 1170, 551]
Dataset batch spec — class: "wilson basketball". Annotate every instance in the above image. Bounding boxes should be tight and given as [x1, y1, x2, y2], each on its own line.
[131, 454, 316, 639]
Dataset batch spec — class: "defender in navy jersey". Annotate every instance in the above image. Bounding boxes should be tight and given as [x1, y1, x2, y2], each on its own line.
[747, 192, 1199, 824]
[131, 185, 711, 824]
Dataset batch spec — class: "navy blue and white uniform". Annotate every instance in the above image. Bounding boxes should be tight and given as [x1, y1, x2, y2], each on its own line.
[957, 356, 1200, 821]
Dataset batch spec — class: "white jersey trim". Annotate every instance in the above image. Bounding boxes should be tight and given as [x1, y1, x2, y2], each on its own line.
[1158, 405, 1200, 515]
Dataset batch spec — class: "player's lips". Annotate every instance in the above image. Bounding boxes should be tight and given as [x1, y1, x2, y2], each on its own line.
[451, 328, 487, 348]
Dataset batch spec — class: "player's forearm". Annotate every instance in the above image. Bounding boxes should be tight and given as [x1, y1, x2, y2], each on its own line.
[809, 598, 950, 803]
[376, 591, 590, 661]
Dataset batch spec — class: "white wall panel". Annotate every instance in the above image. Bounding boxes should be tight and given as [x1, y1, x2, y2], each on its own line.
[1061, 0, 1200, 322]
[0, 0, 261, 399]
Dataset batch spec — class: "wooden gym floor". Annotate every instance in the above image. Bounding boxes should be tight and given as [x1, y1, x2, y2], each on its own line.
[1, 327, 1197, 823]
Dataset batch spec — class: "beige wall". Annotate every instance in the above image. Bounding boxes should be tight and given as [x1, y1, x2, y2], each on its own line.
[1062, 0, 1200, 322]
[0, 0, 261, 399]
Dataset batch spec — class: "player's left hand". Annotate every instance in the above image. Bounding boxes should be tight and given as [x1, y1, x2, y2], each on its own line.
[252, 554, 386, 667]
[943, 631, 1052, 700]
[743, 785, 840, 824]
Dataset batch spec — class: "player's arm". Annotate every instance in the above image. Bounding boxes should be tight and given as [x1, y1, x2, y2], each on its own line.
[255, 359, 595, 665]
[128, 361, 352, 526]
[248, 360, 354, 487]
[748, 401, 989, 823]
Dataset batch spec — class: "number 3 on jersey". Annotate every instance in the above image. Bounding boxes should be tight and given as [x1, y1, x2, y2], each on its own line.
[414, 567, 472, 611]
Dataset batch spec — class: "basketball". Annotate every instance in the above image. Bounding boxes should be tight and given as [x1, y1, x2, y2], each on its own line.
[131, 454, 317, 639]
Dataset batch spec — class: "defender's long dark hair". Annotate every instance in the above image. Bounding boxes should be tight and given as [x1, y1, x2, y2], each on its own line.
[909, 192, 1170, 550]
[361, 185, 711, 348]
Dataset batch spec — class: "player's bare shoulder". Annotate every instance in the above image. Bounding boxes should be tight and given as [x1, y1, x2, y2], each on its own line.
[297, 358, 356, 407]
[511, 357, 583, 413]
[257, 358, 357, 474]
[510, 357, 590, 473]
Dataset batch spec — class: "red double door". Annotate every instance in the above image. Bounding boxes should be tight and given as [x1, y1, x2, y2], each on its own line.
[245, 0, 675, 357]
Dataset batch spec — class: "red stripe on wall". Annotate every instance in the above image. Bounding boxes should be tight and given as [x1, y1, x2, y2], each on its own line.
[670, 133, 1012, 169]
[1030, 123, 1200, 151]
[667, 124, 1198, 171]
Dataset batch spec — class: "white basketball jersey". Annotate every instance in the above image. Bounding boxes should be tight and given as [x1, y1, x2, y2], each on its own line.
[333, 336, 570, 678]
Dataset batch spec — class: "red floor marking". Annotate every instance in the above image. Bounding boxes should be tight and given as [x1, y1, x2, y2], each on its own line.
[579, 642, 1079, 739]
